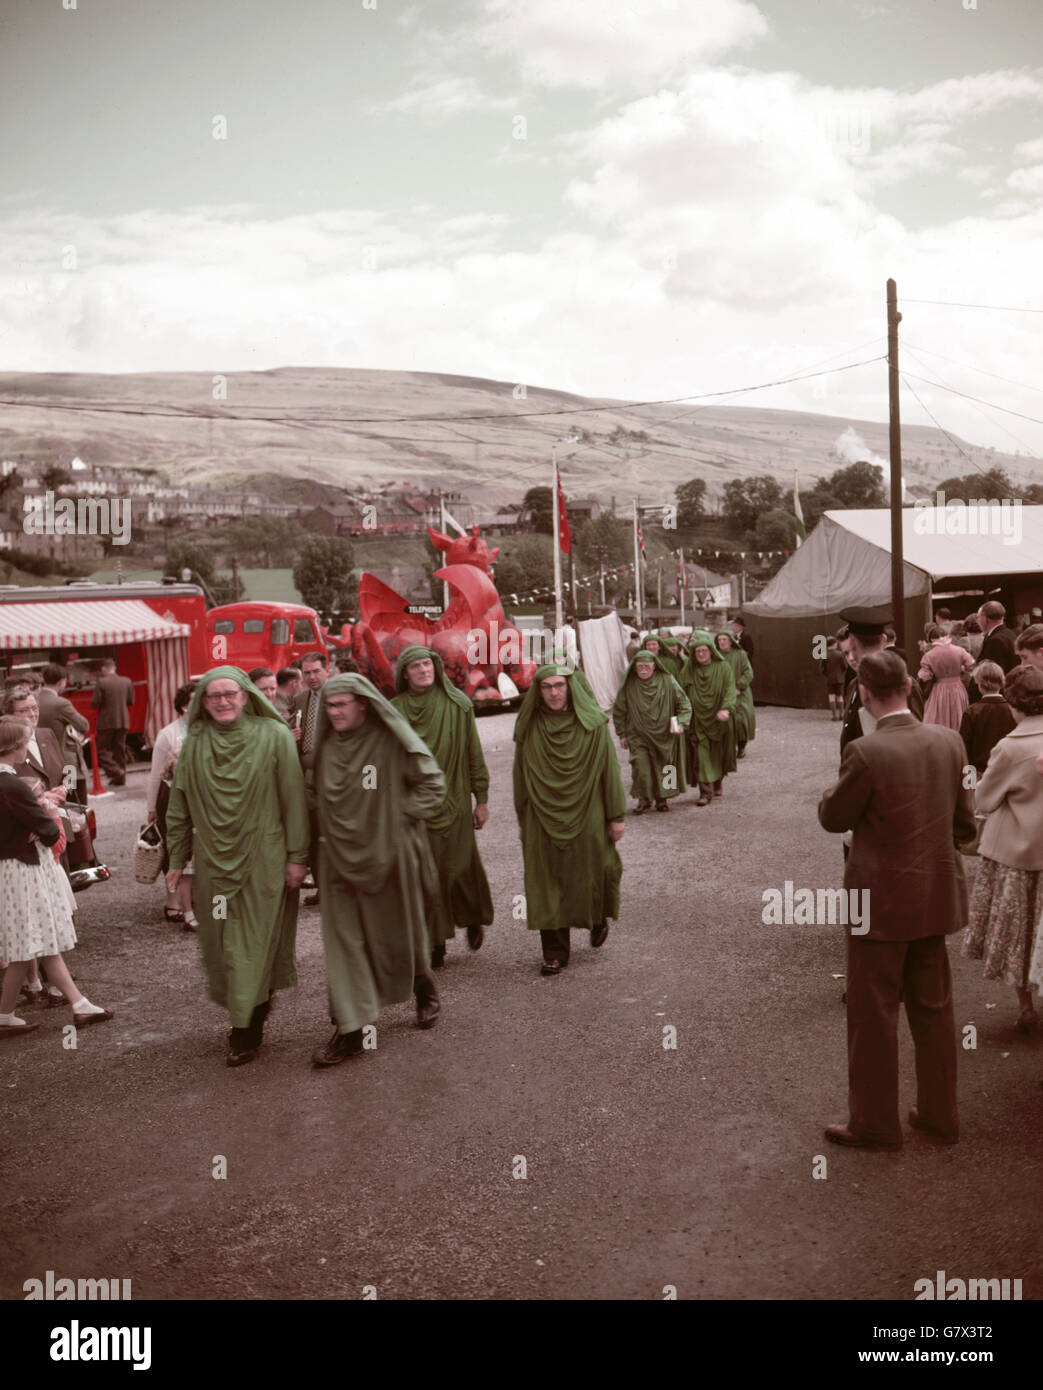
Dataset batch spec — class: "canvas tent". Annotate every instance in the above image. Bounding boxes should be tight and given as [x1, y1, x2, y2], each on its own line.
[744, 506, 1043, 707]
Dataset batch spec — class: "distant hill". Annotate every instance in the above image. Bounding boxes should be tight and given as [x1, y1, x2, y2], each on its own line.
[0, 366, 1036, 508]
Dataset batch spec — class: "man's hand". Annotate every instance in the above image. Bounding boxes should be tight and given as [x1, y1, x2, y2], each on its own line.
[285, 862, 308, 890]
[473, 802, 489, 830]
[716, 710, 730, 722]
[165, 868, 182, 893]
[607, 820, 625, 843]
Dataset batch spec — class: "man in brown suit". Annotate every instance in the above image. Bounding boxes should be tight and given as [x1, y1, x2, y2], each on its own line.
[37, 663, 90, 802]
[92, 657, 135, 787]
[291, 652, 329, 905]
[2, 687, 66, 791]
[819, 649, 976, 1150]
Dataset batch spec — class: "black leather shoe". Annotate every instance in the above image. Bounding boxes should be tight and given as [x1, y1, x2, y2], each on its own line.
[824, 1123, 901, 1151]
[541, 959, 563, 975]
[71, 1006, 114, 1027]
[466, 924, 484, 950]
[312, 1028, 364, 1067]
[304, 892, 320, 907]
[227, 1027, 259, 1067]
[655, 800, 669, 812]
[0, 1020, 41, 1038]
[430, 944, 446, 968]
[416, 996, 441, 1029]
[590, 922, 609, 948]
[908, 1108, 958, 1144]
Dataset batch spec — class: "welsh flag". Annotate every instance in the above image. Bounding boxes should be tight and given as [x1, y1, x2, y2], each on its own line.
[793, 470, 806, 547]
[557, 465, 571, 554]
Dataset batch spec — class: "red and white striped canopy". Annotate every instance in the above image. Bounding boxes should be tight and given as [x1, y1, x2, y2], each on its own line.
[0, 599, 190, 650]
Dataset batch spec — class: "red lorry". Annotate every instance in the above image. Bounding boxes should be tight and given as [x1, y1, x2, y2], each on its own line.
[205, 600, 335, 672]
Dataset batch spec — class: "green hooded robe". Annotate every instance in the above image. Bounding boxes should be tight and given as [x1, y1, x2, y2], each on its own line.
[314, 673, 446, 1034]
[392, 645, 494, 947]
[166, 666, 310, 1028]
[611, 651, 692, 801]
[680, 631, 738, 786]
[513, 664, 625, 933]
[645, 632, 685, 682]
[714, 633, 756, 750]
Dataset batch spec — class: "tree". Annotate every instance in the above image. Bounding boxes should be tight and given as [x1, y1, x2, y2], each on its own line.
[292, 536, 356, 617]
[936, 467, 1018, 502]
[164, 540, 216, 587]
[801, 460, 886, 531]
[493, 535, 553, 599]
[575, 514, 630, 569]
[223, 515, 310, 568]
[523, 486, 554, 535]
[753, 508, 800, 552]
[41, 464, 70, 493]
[676, 477, 707, 528]
[723, 475, 783, 534]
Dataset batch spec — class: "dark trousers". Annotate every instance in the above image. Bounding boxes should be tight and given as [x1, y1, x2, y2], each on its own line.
[97, 729, 127, 784]
[846, 934, 958, 1144]
[540, 929, 571, 965]
[308, 805, 321, 885]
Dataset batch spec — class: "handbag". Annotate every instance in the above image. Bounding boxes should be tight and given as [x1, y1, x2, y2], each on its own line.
[134, 821, 165, 883]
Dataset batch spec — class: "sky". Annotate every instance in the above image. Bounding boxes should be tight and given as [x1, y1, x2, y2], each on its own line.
[1, 0, 1042, 458]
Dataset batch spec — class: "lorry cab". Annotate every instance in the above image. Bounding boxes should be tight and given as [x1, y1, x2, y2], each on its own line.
[205, 601, 329, 671]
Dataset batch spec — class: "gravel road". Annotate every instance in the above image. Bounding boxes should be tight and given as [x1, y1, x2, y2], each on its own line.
[3, 706, 1040, 1301]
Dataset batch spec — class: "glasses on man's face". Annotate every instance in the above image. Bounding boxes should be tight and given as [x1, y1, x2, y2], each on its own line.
[205, 692, 242, 705]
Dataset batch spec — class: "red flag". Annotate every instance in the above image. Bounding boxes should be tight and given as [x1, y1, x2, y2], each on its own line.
[557, 466, 571, 554]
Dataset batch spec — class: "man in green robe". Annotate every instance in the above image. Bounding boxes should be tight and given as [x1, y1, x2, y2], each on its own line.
[311, 673, 447, 1067]
[646, 631, 685, 682]
[166, 667, 310, 1067]
[714, 630, 756, 759]
[514, 664, 626, 975]
[392, 645, 494, 968]
[680, 630, 737, 806]
[612, 650, 692, 813]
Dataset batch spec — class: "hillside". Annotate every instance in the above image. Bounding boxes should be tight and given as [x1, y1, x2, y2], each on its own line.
[0, 367, 1036, 507]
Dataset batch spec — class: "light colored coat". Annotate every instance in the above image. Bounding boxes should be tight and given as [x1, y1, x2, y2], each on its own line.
[975, 713, 1043, 870]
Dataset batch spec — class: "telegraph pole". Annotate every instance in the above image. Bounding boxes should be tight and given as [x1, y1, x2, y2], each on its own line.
[887, 278, 905, 652]
[551, 445, 564, 633]
[439, 490, 449, 611]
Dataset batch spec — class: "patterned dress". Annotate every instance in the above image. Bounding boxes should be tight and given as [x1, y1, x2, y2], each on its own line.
[0, 763, 77, 962]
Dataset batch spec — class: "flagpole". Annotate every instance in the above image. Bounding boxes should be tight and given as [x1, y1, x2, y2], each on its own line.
[439, 490, 449, 609]
[633, 499, 643, 631]
[679, 547, 686, 626]
[552, 444, 563, 634]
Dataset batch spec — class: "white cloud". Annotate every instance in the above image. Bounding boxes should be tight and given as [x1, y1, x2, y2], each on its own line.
[475, 0, 769, 91]
[373, 75, 517, 118]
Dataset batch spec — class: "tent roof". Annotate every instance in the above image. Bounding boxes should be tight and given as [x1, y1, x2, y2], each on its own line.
[0, 598, 190, 650]
[828, 505, 1043, 578]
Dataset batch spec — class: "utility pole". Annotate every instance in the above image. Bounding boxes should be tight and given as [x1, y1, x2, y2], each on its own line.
[599, 559, 605, 606]
[632, 498, 643, 631]
[439, 490, 449, 611]
[657, 557, 663, 614]
[887, 278, 905, 652]
[679, 548, 686, 626]
[551, 444, 564, 633]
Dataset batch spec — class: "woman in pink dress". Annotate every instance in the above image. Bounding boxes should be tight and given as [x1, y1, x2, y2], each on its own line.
[918, 624, 974, 730]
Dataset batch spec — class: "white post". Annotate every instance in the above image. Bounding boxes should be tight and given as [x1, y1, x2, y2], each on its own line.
[552, 445, 563, 633]
[633, 499, 643, 631]
[679, 548, 686, 626]
[439, 491, 449, 611]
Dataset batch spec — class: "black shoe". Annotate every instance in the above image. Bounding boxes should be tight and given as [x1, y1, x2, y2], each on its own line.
[713, 781, 723, 797]
[655, 800, 669, 812]
[416, 997, 441, 1029]
[430, 944, 446, 969]
[633, 799, 652, 815]
[304, 892, 320, 907]
[466, 923, 484, 950]
[737, 747, 746, 759]
[312, 1028, 365, 1067]
[227, 1027, 259, 1067]
[590, 921, 609, 948]
[541, 959, 564, 975]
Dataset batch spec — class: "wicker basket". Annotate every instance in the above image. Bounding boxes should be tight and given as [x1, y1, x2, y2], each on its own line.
[133, 822, 165, 884]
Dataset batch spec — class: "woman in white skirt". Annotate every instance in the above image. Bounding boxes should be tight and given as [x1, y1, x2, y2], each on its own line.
[0, 716, 113, 1038]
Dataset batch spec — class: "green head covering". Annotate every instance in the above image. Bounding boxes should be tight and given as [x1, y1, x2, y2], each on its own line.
[174, 666, 298, 898]
[392, 645, 476, 832]
[687, 629, 724, 662]
[514, 665, 615, 845]
[633, 650, 659, 666]
[313, 672, 442, 885]
[394, 644, 471, 710]
[680, 631, 735, 733]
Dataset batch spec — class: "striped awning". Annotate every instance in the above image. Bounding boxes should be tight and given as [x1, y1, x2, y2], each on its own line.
[0, 599, 191, 650]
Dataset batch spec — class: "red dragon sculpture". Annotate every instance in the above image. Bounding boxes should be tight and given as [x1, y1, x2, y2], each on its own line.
[340, 526, 539, 704]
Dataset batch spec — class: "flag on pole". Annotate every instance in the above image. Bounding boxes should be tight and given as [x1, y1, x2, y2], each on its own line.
[557, 465, 571, 554]
[793, 470, 805, 547]
[638, 524, 646, 563]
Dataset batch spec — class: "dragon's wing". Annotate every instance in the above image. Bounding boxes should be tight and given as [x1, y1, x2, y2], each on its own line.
[358, 571, 417, 631]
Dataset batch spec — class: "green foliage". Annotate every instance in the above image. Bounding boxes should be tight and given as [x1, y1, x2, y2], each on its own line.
[164, 540, 216, 586]
[675, 477, 707, 528]
[801, 460, 886, 530]
[0, 546, 86, 578]
[223, 515, 311, 568]
[523, 486, 553, 535]
[292, 536, 357, 617]
[493, 535, 553, 598]
[753, 508, 800, 551]
[723, 475, 783, 533]
[936, 467, 1020, 502]
[575, 514, 630, 568]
